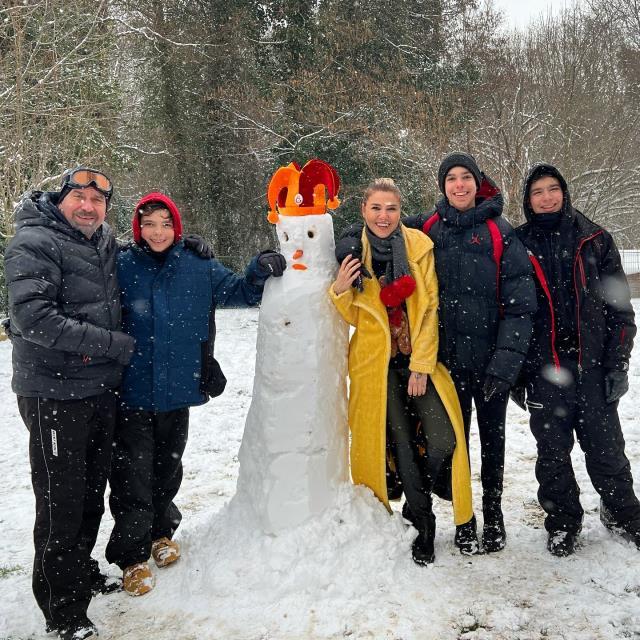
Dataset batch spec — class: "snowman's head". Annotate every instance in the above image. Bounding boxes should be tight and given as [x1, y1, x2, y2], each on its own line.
[275, 214, 335, 273]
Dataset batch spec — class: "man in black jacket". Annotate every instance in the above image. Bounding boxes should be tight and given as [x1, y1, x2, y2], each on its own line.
[336, 153, 537, 554]
[4, 168, 135, 640]
[515, 163, 640, 557]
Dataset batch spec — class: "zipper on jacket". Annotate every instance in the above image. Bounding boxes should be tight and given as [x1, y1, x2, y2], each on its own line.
[573, 231, 603, 374]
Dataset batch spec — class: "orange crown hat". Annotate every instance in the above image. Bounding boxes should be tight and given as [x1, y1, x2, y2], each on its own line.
[267, 159, 341, 223]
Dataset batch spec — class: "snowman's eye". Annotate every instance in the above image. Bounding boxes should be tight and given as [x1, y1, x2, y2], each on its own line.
[307, 230, 315, 239]
[283, 232, 289, 242]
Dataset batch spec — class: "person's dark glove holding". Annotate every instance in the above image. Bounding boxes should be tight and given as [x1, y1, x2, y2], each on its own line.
[605, 370, 629, 403]
[483, 375, 511, 402]
[183, 234, 214, 259]
[258, 250, 286, 277]
[334, 235, 371, 292]
[510, 383, 527, 411]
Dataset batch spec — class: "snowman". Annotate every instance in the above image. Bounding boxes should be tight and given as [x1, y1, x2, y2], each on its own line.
[233, 160, 349, 534]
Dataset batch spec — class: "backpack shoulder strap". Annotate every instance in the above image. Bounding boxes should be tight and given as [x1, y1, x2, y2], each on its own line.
[421, 212, 440, 235]
[485, 218, 504, 315]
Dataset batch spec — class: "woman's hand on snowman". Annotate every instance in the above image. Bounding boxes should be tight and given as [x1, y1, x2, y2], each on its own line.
[333, 255, 362, 295]
[408, 371, 428, 397]
[335, 234, 371, 291]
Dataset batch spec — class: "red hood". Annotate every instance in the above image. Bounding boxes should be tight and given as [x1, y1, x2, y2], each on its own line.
[132, 192, 183, 244]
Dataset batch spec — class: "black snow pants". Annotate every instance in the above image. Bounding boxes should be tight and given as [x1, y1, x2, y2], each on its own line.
[17, 391, 117, 631]
[527, 364, 640, 534]
[386, 368, 456, 523]
[106, 407, 189, 569]
[450, 368, 508, 512]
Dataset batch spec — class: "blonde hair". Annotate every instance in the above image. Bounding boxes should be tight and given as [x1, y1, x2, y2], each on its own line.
[362, 177, 402, 205]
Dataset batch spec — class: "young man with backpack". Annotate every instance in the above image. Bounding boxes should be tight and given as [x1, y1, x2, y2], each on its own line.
[514, 163, 640, 557]
[336, 153, 536, 554]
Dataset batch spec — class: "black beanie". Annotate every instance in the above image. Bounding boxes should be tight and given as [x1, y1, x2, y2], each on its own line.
[437, 152, 482, 194]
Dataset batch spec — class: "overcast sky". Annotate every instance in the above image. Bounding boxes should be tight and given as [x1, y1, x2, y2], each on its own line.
[493, 0, 581, 29]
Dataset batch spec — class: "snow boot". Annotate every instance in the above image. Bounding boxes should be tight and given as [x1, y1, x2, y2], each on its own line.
[547, 530, 579, 557]
[455, 515, 480, 555]
[412, 513, 436, 565]
[123, 561, 155, 596]
[151, 537, 181, 567]
[57, 620, 98, 640]
[600, 500, 640, 549]
[482, 503, 506, 553]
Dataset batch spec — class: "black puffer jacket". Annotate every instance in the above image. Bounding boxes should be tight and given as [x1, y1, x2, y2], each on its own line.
[405, 176, 537, 384]
[4, 191, 135, 399]
[516, 164, 636, 376]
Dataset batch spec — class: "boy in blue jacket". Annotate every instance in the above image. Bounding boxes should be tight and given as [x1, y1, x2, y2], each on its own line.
[106, 192, 285, 595]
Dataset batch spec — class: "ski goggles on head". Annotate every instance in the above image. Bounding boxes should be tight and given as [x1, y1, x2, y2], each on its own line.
[61, 168, 113, 199]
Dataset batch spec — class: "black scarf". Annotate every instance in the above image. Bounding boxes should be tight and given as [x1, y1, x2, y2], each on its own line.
[365, 226, 410, 283]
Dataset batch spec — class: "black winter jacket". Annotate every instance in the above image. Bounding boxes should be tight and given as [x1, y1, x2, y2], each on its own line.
[516, 165, 636, 376]
[404, 177, 537, 384]
[4, 191, 135, 399]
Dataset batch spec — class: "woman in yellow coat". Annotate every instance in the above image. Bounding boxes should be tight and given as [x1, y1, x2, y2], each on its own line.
[330, 178, 473, 565]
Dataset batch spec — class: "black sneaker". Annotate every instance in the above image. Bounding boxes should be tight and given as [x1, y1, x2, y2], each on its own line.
[547, 530, 578, 557]
[482, 512, 507, 553]
[455, 515, 480, 555]
[89, 557, 121, 595]
[91, 571, 122, 596]
[57, 621, 98, 640]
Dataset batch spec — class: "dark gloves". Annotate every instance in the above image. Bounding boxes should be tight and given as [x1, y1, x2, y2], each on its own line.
[116, 240, 135, 253]
[605, 370, 629, 403]
[510, 383, 527, 411]
[183, 234, 214, 259]
[258, 250, 286, 277]
[334, 235, 371, 292]
[105, 331, 136, 366]
[483, 375, 511, 402]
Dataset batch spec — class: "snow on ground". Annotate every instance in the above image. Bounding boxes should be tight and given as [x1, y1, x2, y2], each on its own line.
[1, 306, 640, 640]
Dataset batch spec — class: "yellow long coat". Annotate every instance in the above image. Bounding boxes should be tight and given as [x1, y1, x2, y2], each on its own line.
[330, 226, 473, 525]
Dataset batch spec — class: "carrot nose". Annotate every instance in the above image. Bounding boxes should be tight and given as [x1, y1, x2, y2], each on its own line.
[292, 249, 303, 260]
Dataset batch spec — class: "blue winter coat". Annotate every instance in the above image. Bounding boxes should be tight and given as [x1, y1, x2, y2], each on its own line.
[117, 242, 267, 411]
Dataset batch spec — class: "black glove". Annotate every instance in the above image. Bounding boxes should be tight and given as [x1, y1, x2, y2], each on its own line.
[510, 383, 527, 411]
[183, 234, 214, 259]
[116, 240, 135, 254]
[482, 375, 511, 402]
[258, 250, 286, 277]
[334, 235, 371, 292]
[605, 370, 629, 403]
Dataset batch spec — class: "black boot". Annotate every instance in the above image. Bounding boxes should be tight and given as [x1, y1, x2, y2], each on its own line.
[600, 500, 640, 549]
[482, 502, 506, 553]
[455, 515, 480, 555]
[547, 530, 579, 557]
[412, 512, 436, 565]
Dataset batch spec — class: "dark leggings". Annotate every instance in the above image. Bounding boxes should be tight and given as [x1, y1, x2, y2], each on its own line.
[386, 368, 456, 522]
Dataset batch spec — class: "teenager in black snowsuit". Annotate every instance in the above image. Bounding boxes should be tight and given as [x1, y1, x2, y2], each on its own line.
[336, 153, 536, 553]
[514, 163, 640, 556]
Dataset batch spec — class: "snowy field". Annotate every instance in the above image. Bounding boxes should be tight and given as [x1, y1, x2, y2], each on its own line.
[1, 306, 640, 640]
